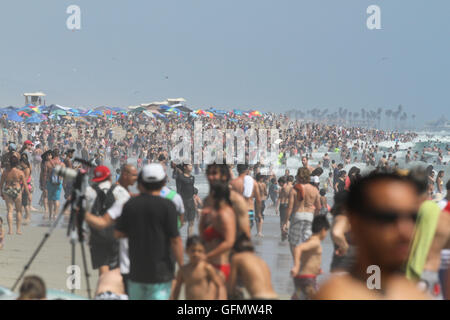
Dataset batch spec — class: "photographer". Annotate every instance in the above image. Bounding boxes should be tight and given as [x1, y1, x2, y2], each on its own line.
[84, 165, 132, 277]
[84, 164, 137, 290]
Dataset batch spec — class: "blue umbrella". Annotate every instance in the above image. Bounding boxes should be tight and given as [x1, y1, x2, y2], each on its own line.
[6, 111, 23, 122]
[25, 115, 42, 123]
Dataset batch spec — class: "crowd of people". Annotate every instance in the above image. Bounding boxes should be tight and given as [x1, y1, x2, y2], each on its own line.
[0, 110, 449, 300]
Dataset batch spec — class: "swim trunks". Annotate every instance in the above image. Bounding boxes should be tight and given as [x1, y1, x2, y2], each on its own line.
[293, 274, 318, 300]
[248, 210, 255, 229]
[127, 280, 172, 300]
[95, 291, 128, 300]
[288, 212, 314, 246]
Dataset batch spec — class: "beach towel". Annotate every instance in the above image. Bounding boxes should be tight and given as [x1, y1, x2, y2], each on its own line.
[406, 200, 441, 281]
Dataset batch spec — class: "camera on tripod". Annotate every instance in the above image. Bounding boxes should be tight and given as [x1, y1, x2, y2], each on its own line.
[53, 165, 78, 181]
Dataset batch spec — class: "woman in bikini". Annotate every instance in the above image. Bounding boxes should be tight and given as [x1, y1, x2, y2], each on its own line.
[199, 181, 236, 296]
[0, 152, 31, 235]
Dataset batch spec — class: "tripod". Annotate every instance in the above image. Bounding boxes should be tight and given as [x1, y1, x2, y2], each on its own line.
[11, 167, 92, 299]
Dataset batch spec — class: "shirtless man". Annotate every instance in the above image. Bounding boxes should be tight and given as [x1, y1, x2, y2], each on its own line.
[0, 152, 31, 235]
[228, 238, 278, 300]
[301, 156, 314, 173]
[255, 174, 267, 237]
[283, 168, 321, 256]
[230, 164, 261, 236]
[276, 176, 290, 241]
[315, 172, 429, 300]
[290, 215, 330, 299]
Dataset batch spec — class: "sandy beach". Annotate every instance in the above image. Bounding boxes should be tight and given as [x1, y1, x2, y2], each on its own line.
[0, 209, 98, 298]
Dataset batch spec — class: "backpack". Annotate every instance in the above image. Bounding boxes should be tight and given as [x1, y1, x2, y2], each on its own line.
[89, 184, 118, 245]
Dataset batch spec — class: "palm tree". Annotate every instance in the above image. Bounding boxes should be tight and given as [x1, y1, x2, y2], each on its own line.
[385, 109, 392, 130]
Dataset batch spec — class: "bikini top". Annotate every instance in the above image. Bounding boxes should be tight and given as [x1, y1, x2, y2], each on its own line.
[202, 225, 223, 242]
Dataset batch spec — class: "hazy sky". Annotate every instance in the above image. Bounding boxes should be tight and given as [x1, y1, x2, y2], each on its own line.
[0, 0, 449, 123]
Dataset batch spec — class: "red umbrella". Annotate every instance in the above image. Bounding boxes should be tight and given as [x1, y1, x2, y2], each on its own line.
[18, 111, 31, 117]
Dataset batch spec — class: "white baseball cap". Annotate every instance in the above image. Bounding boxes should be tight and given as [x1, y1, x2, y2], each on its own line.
[141, 163, 166, 183]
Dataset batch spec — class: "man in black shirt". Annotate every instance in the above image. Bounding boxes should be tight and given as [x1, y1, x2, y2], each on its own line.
[115, 163, 183, 300]
[176, 163, 196, 237]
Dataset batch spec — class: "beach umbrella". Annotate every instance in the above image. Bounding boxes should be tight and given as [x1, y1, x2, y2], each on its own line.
[25, 115, 42, 123]
[6, 111, 23, 122]
[249, 111, 262, 117]
[30, 105, 42, 114]
[171, 104, 192, 112]
[129, 107, 145, 113]
[52, 109, 67, 116]
[18, 111, 31, 117]
[143, 110, 155, 118]
[195, 109, 206, 115]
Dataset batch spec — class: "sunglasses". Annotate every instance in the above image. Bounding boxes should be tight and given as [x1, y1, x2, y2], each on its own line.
[359, 209, 418, 225]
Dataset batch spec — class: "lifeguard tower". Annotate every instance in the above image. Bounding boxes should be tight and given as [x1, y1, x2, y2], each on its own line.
[167, 98, 186, 107]
[24, 92, 46, 106]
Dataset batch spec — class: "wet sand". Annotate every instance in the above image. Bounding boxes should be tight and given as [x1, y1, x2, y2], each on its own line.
[0, 211, 99, 298]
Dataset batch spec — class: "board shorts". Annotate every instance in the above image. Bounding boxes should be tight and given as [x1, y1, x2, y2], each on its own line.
[46, 181, 62, 201]
[248, 210, 255, 229]
[279, 203, 288, 227]
[89, 241, 119, 270]
[293, 274, 318, 300]
[127, 280, 172, 300]
[418, 270, 443, 300]
[95, 291, 128, 300]
[288, 212, 314, 247]
[184, 199, 196, 222]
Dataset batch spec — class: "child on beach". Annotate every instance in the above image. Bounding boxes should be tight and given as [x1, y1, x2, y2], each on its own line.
[171, 235, 225, 300]
[228, 238, 279, 300]
[0, 217, 4, 249]
[290, 215, 330, 300]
